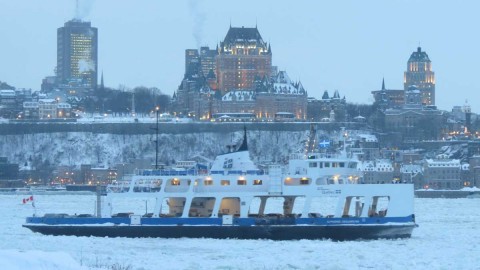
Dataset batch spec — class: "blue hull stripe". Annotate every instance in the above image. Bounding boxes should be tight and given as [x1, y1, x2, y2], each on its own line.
[25, 215, 415, 226]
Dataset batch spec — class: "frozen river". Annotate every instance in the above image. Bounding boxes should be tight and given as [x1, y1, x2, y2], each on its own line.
[0, 194, 479, 270]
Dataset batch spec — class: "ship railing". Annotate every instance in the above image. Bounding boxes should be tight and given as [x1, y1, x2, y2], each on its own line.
[289, 152, 346, 160]
[137, 169, 204, 176]
[210, 170, 265, 175]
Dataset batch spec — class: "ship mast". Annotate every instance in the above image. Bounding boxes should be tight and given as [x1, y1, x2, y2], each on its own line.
[151, 106, 160, 169]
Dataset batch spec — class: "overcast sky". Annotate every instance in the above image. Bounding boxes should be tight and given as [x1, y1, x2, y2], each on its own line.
[1, 0, 480, 112]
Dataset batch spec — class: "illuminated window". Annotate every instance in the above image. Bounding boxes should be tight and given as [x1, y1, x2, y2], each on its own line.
[253, 179, 263, 185]
[221, 180, 230, 186]
[300, 178, 310, 185]
[204, 179, 213, 186]
[237, 179, 247, 185]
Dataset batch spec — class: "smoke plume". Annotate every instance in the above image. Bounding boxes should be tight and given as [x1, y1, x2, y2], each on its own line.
[188, 0, 206, 48]
[74, 0, 95, 20]
[78, 59, 95, 73]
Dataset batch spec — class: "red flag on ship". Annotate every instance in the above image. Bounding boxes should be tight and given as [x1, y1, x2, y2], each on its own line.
[22, 195, 34, 204]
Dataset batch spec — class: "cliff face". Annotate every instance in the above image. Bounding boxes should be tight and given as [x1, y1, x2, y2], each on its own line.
[0, 130, 309, 168]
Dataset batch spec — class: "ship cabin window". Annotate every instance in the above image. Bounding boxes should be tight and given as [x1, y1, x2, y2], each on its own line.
[285, 177, 311, 185]
[218, 197, 240, 217]
[237, 179, 247, 185]
[342, 196, 365, 218]
[253, 179, 263, 185]
[309, 197, 337, 218]
[339, 162, 345, 168]
[368, 196, 390, 217]
[328, 177, 343, 184]
[332, 162, 338, 168]
[204, 179, 213, 186]
[319, 162, 323, 168]
[221, 180, 230, 186]
[165, 178, 191, 192]
[309, 162, 317, 168]
[300, 177, 311, 185]
[189, 197, 215, 217]
[348, 162, 357, 168]
[324, 162, 330, 168]
[152, 179, 162, 188]
[161, 197, 186, 217]
[284, 177, 292, 185]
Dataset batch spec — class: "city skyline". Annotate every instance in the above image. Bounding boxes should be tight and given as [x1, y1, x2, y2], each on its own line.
[2, 1, 480, 112]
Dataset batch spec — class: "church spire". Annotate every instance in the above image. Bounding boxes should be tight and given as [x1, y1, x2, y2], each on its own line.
[237, 126, 248, 151]
[381, 77, 385, 91]
[100, 71, 104, 90]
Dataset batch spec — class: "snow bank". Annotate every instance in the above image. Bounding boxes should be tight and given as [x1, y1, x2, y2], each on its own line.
[461, 186, 480, 191]
[0, 250, 86, 270]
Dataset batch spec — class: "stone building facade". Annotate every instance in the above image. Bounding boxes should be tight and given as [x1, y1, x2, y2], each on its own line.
[216, 26, 272, 93]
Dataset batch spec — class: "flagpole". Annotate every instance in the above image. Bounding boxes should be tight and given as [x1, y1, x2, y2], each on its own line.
[33, 199, 36, 217]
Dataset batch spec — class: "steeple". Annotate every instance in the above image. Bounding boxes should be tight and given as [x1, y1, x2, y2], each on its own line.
[333, 90, 340, 99]
[381, 77, 385, 91]
[322, 90, 329, 100]
[237, 126, 248, 151]
[100, 71, 104, 90]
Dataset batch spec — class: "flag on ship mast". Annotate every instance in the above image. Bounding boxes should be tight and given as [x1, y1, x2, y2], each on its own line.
[319, 140, 330, 148]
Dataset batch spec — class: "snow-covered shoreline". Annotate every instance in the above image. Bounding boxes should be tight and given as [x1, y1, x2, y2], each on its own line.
[0, 130, 309, 167]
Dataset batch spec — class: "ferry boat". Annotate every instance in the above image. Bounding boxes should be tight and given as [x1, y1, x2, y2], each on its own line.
[23, 129, 417, 240]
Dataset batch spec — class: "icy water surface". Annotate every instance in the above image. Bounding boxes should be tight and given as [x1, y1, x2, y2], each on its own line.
[1, 194, 479, 270]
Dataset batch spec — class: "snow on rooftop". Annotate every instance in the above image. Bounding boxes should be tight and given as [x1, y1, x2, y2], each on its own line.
[358, 159, 393, 171]
[426, 158, 461, 167]
[0, 90, 15, 96]
[222, 90, 255, 101]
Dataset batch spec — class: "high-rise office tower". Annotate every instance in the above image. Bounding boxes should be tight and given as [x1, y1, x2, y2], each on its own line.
[57, 19, 98, 91]
[216, 26, 272, 93]
[184, 49, 201, 78]
[404, 47, 435, 105]
[199, 46, 217, 78]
